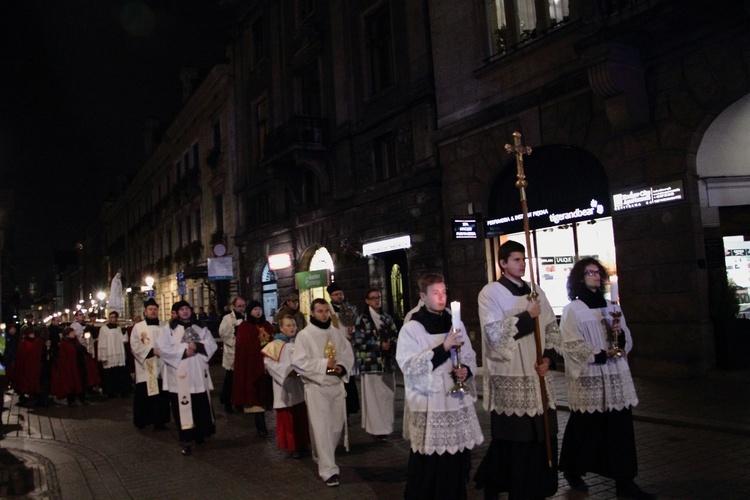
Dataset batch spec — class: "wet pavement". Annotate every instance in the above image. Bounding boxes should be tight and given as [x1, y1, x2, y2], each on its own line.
[2, 363, 750, 499]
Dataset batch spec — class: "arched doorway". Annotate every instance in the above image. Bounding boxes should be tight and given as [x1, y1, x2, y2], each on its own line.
[261, 264, 278, 319]
[485, 145, 615, 314]
[696, 94, 750, 315]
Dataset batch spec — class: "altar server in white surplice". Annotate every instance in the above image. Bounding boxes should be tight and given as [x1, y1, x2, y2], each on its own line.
[396, 273, 483, 500]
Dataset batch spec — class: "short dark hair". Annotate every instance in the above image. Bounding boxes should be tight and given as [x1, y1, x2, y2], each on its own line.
[310, 298, 328, 311]
[417, 273, 444, 294]
[497, 240, 525, 273]
[109, 311, 120, 319]
[567, 257, 609, 300]
[366, 288, 380, 300]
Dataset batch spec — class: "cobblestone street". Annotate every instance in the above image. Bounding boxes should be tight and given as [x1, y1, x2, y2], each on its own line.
[2, 366, 750, 499]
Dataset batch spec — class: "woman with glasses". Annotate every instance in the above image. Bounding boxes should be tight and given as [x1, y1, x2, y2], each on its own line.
[559, 258, 653, 499]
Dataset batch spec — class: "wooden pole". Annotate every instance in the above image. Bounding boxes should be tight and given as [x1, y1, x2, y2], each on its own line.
[505, 131, 553, 468]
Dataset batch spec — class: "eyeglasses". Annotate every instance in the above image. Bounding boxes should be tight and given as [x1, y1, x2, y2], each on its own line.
[367, 296, 381, 301]
[584, 270, 601, 276]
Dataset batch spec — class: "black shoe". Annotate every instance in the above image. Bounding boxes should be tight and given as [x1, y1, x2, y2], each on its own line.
[325, 474, 340, 487]
[616, 480, 655, 499]
[255, 413, 268, 437]
[181, 445, 192, 457]
[564, 472, 589, 492]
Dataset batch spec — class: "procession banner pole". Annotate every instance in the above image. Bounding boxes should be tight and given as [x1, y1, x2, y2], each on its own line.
[505, 131, 553, 468]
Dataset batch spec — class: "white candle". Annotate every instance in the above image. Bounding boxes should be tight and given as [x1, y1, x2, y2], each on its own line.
[450, 301, 461, 327]
[610, 275, 619, 303]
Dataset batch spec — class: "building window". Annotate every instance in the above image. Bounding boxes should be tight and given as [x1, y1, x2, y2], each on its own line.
[390, 264, 404, 320]
[183, 151, 190, 173]
[214, 195, 224, 233]
[175, 160, 182, 180]
[298, 61, 321, 117]
[251, 17, 264, 69]
[373, 131, 398, 182]
[365, 4, 395, 95]
[213, 121, 221, 152]
[297, 0, 314, 24]
[177, 221, 183, 248]
[192, 142, 200, 170]
[257, 191, 270, 225]
[255, 98, 268, 161]
[185, 215, 192, 242]
[195, 208, 202, 241]
[301, 170, 320, 208]
[261, 263, 278, 320]
[486, 0, 570, 56]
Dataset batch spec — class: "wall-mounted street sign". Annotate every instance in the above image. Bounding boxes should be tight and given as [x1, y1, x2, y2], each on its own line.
[295, 270, 330, 291]
[362, 235, 412, 256]
[612, 180, 684, 212]
[453, 219, 478, 239]
[208, 257, 233, 280]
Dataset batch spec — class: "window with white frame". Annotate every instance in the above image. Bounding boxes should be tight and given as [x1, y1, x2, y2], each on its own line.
[486, 0, 570, 56]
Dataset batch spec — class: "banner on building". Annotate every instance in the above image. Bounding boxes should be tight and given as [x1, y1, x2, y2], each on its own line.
[295, 270, 330, 291]
[208, 257, 233, 280]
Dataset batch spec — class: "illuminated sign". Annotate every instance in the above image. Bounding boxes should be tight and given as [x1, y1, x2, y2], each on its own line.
[486, 199, 607, 236]
[362, 235, 412, 256]
[268, 253, 293, 270]
[612, 180, 683, 212]
[453, 219, 478, 239]
[295, 270, 329, 291]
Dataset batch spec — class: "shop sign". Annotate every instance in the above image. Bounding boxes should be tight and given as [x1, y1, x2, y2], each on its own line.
[612, 180, 683, 212]
[485, 199, 607, 237]
[452, 219, 478, 239]
[268, 252, 293, 270]
[728, 249, 749, 256]
[208, 257, 233, 280]
[295, 270, 330, 291]
[362, 235, 411, 256]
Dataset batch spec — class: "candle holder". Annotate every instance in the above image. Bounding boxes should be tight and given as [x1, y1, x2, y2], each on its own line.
[449, 329, 470, 396]
[608, 303, 624, 359]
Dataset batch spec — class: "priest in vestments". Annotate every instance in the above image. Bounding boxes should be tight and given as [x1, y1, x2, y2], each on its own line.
[291, 298, 354, 487]
[157, 301, 217, 456]
[130, 298, 170, 430]
[97, 311, 132, 398]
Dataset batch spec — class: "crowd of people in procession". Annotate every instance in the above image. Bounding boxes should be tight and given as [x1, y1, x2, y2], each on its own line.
[0, 240, 655, 499]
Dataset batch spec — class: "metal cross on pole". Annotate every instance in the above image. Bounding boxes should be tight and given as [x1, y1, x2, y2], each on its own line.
[505, 131, 553, 468]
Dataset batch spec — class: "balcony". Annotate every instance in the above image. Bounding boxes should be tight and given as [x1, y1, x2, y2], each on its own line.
[264, 115, 328, 159]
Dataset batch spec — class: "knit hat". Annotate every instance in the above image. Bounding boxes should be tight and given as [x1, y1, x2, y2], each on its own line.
[172, 300, 191, 312]
[326, 283, 342, 295]
[143, 298, 159, 308]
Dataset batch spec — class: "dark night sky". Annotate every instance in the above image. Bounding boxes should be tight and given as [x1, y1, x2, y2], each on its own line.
[0, 1, 234, 296]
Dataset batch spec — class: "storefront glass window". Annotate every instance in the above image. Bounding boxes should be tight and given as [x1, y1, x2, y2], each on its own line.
[724, 235, 750, 313]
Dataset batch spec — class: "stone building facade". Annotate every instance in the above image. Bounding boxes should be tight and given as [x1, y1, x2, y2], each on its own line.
[100, 65, 239, 321]
[430, 0, 750, 376]
[228, 0, 441, 323]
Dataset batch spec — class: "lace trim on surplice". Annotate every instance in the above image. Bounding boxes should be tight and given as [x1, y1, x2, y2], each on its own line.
[567, 372, 639, 413]
[488, 374, 556, 417]
[401, 348, 434, 396]
[485, 317, 519, 361]
[407, 405, 483, 455]
[545, 322, 562, 352]
[563, 339, 595, 366]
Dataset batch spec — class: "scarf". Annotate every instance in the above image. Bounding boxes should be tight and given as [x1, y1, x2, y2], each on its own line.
[274, 332, 293, 342]
[499, 275, 531, 296]
[145, 317, 160, 326]
[369, 306, 384, 331]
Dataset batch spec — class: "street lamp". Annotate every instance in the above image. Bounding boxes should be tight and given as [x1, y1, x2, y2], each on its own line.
[145, 276, 155, 298]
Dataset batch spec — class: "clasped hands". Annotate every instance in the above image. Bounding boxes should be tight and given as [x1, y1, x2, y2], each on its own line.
[326, 356, 344, 376]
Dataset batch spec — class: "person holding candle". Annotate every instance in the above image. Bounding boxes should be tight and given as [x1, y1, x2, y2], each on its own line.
[353, 288, 399, 441]
[396, 273, 483, 499]
[558, 258, 653, 499]
[474, 240, 561, 499]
